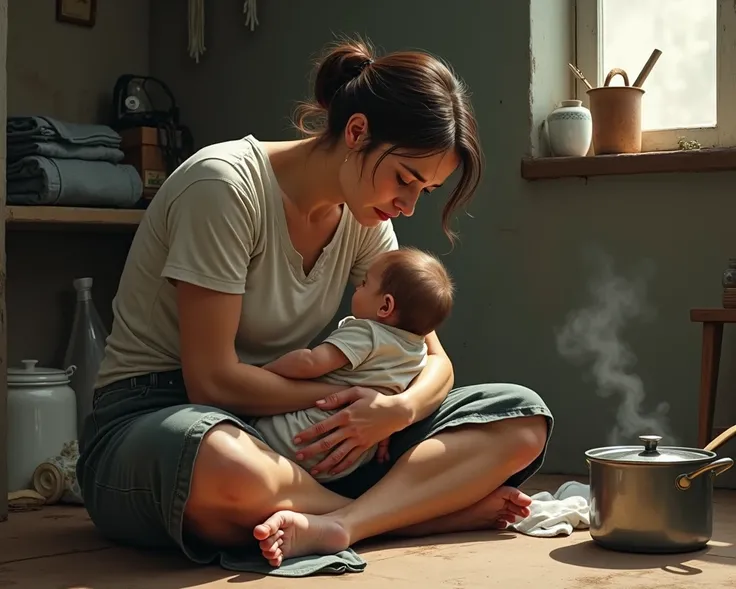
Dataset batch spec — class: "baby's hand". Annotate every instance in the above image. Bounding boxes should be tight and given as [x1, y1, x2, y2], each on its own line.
[376, 438, 391, 463]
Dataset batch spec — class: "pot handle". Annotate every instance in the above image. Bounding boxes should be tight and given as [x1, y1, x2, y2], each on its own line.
[676, 457, 734, 491]
[704, 424, 736, 452]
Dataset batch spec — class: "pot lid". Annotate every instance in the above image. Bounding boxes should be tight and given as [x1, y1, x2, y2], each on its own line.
[7, 359, 75, 385]
[586, 435, 712, 464]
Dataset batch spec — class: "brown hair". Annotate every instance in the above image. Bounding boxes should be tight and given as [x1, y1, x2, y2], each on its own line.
[377, 247, 454, 336]
[294, 36, 484, 243]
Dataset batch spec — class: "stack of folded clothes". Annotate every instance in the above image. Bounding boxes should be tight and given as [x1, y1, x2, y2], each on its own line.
[6, 115, 143, 208]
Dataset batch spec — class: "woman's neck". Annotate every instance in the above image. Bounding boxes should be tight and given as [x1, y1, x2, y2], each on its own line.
[267, 137, 346, 222]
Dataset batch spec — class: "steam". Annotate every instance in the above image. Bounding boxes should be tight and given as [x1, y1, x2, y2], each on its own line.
[555, 251, 674, 445]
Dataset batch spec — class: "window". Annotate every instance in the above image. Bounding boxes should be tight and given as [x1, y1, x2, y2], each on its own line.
[575, 0, 736, 152]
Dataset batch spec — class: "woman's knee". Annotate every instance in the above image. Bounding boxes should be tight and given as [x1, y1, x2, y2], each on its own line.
[495, 415, 549, 470]
[449, 415, 548, 473]
[465, 382, 550, 465]
[186, 423, 272, 514]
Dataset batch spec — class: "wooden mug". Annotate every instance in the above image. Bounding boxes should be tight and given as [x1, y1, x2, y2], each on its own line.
[587, 68, 645, 154]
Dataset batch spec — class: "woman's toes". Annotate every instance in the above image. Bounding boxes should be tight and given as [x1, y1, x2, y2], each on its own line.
[254, 523, 275, 541]
[267, 553, 283, 567]
[508, 503, 530, 518]
[507, 487, 533, 507]
[253, 513, 286, 541]
[259, 529, 284, 551]
[261, 537, 284, 556]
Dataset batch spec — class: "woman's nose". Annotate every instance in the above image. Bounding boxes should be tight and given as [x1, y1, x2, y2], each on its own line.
[395, 192, 419, 217]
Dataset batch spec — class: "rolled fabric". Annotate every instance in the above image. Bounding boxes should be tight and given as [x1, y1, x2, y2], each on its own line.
[31, 441, 83, 505]
[32, 461, 66, 504]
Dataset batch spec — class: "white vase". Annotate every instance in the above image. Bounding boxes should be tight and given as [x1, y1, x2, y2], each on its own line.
[546, 99, 592, 157]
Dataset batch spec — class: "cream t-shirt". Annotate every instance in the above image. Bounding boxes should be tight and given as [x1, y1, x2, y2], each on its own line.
[320, 315, 427, 395]
[96, 135, 398, 389]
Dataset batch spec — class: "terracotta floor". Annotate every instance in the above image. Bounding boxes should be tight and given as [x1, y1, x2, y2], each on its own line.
[2, 475, 736, 589]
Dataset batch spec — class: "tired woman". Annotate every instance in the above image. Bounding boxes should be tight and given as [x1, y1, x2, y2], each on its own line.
[77, 38, 553, 567]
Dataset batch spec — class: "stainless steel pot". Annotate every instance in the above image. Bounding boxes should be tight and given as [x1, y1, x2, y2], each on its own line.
[585, 425, 736, 553]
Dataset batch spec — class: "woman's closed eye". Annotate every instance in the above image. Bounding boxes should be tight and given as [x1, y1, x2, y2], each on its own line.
[396, 173, 410, 187]
[396, 173, 431, 194]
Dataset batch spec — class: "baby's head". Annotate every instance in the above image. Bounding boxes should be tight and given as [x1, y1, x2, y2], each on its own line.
[352, 247, 454, 336]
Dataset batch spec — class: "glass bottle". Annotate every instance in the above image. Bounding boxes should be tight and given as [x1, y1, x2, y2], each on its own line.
[63, 277, 109, 437]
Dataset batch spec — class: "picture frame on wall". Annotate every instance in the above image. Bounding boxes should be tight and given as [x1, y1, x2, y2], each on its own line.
[56, 0, 97, 28]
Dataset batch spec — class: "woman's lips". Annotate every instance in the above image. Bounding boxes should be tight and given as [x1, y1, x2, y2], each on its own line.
[374, 208, 390, 221]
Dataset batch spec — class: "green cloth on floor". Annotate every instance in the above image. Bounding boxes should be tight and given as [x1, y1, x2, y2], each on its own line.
[219, 548, 366, 577]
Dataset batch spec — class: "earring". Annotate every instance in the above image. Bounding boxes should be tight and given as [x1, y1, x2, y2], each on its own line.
[344, 151, 350, 163]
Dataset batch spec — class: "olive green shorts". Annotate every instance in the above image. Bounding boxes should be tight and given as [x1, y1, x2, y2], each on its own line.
[77, 370, 553, 563]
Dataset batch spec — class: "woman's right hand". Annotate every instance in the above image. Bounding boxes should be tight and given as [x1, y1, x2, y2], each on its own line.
[293, 386, 409, 476]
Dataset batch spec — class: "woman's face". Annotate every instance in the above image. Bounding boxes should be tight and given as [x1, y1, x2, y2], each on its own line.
[338, 119, 461, 228]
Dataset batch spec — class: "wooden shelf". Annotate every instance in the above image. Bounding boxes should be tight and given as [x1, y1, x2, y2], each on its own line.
[521, 147, 736, 180]
[5, 206, 145, 230]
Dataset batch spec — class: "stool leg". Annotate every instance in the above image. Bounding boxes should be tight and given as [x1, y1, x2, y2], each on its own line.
[698, 322, 723, 448]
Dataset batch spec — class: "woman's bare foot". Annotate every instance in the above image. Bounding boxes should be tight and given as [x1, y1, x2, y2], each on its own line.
[464, 485, 533, 528]
[253, 486, 534, 564]
[253, 511, 351, 567]
[392, 485, 534, 537]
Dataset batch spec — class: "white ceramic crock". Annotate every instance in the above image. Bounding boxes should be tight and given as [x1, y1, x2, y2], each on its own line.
[7, 359, 78, 492]
[546, 99, 593, 157]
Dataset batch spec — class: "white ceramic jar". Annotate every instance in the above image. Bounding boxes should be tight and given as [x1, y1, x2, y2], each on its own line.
[7, 359, 78, 493]
[546, 99, 593, 157]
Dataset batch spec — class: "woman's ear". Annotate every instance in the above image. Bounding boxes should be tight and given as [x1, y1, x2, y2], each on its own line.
[377, 293, 395, 319]
[344, 114, 370, 149]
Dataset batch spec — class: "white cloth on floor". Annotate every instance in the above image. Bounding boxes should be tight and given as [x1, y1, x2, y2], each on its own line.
[510, 480, 590, 537]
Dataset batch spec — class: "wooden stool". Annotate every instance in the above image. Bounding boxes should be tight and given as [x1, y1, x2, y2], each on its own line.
[690, 308, 736, 447]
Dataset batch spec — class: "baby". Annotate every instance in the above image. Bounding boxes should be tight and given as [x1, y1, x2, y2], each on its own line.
[254, 246, 454, 482]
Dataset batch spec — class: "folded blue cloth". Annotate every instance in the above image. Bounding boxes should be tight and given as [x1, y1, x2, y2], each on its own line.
[7, 116, 121, 147]
[7, 141, 125, 163]
[7, 156, 142, 207]
[219, 548, 366, 577]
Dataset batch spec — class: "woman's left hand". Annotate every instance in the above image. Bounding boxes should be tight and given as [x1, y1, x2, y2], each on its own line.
[293, 387, 409, 477]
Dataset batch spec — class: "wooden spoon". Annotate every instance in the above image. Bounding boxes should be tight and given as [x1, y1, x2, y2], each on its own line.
[633, 49, 663, 88]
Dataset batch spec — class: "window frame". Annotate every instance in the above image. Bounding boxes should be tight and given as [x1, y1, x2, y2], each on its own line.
[574, 0, 736, 152]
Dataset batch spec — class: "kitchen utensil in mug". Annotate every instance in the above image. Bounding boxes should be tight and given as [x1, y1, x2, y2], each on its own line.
[587, 68, 645, 154]
[568, 63, 594, 91]
[585, 425, 736, 554]
[633, 48, 662, 88]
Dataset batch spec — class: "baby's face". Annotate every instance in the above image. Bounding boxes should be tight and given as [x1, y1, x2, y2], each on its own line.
[351, 257, 394, 321]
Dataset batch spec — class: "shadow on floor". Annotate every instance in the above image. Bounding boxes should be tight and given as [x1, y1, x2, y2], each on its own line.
[549, 539, 736, 577]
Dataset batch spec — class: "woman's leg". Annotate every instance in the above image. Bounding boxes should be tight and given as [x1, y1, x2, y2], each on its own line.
[183, 423, 352, 546]
[82, 372, 551, 567]
[254, 413, 548, 564]
[78, 370, 353, 562]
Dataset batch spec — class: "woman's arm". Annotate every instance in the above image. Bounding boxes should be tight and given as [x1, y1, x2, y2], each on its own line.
[177, 281, 346, 415]
[390, 331, 454, 426]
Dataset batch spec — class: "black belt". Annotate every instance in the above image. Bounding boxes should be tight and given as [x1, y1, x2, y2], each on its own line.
[97, 369, 185, 393]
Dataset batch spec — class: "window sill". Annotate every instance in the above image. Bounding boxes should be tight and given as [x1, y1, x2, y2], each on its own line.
[521, 147, 736, 180]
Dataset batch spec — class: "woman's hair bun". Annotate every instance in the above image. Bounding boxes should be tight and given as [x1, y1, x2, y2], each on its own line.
[312, 38, 375, 110]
